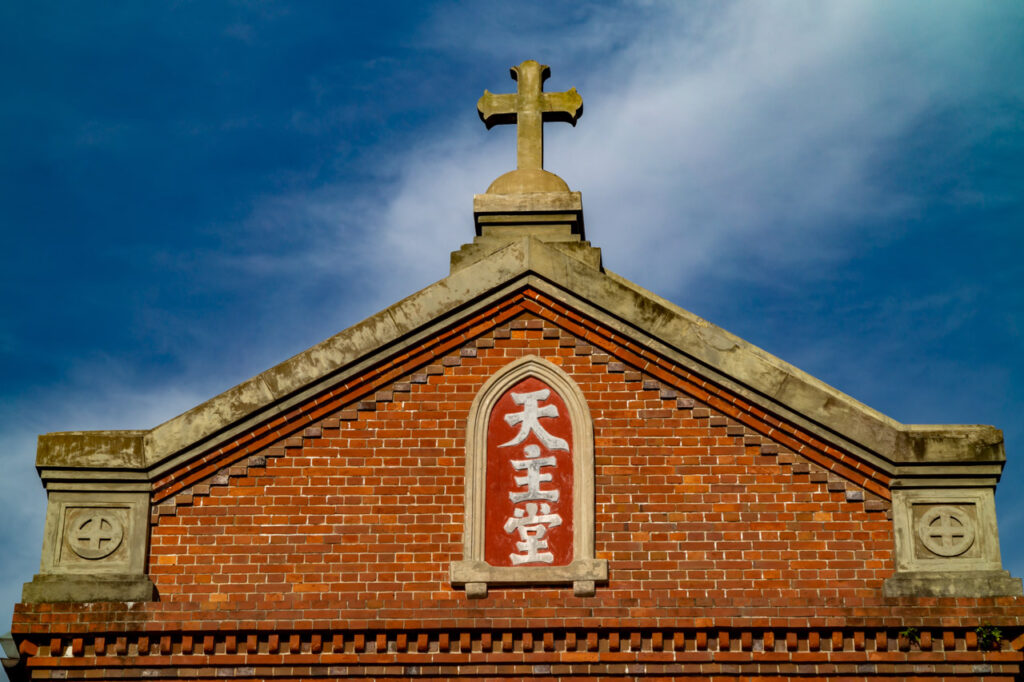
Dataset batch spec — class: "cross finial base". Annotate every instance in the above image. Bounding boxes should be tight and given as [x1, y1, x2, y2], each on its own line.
[486, 168, 570, 194]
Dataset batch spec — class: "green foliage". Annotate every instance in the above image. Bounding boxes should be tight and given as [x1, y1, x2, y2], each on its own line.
[975, 624, 1003, 651]
[898, 627, 920, 645]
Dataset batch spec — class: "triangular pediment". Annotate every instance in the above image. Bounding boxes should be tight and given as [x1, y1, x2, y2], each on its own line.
[37, 235, 1003, 494]
[145, 302, 894, 534]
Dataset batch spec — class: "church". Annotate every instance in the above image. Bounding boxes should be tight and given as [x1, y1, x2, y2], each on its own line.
[6, 60, 1024, 681]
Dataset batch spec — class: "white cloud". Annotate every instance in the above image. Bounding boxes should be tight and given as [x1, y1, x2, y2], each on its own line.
[270, 1, 1013, 303]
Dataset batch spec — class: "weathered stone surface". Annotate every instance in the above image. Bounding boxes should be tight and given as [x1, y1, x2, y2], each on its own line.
[36, 431, 146, 469]
[22, 574, 155, 603]
[882, 570, 1022, 597]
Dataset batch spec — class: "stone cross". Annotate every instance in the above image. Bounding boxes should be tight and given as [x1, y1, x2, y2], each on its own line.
[478, 60, 583, 172]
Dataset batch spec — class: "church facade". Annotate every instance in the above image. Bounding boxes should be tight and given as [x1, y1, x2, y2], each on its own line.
[6, 61, 1024, 682]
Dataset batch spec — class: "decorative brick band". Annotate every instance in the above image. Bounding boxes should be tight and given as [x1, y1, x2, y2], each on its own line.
[15, 627, 1023, 680]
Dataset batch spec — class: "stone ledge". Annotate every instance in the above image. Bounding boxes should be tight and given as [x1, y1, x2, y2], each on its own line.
[36, 431, 146, 469]
[883, 570, 1023, 597]
[22, 574, 156, 603]
[450, 558, 608, 591]
[473, 191, 583, 237]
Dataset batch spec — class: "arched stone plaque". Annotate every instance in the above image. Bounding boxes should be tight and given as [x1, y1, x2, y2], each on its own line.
[450, 355, 607, 597]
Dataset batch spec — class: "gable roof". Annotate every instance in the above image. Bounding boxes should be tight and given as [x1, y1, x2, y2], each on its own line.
[36, 234, 1004, 491]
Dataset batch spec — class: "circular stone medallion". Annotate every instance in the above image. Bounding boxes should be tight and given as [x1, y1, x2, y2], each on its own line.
[917, 505, 975, 557]
[68, 512, 124, 560]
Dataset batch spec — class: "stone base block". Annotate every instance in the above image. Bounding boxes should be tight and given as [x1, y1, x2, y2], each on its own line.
[22, 574, 156, 603]
[451, 235, 602, 274]
[883, 570, 1023, 597]
[473, 191, 584, 237]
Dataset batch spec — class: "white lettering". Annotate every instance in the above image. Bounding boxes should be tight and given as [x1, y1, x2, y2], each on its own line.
[499, 389, 569, 451]
[509, 455, 559, 503]
[503, 502, 563, 564]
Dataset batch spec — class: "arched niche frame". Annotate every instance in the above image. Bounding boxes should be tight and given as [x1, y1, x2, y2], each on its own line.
[450, 355, 608, 598]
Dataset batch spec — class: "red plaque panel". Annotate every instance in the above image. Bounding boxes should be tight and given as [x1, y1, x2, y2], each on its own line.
[484, 376, 574, 567]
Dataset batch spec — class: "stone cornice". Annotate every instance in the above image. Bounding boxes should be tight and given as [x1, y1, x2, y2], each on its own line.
[34, 236, 1006, 490]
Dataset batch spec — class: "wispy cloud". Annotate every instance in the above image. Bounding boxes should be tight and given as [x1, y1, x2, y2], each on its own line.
[245, 2, 1017, 301]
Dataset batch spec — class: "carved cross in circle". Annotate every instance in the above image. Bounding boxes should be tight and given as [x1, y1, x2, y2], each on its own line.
[68, 512, 124, 560]
[76, 517, 114, 548]
[918, 506, 975, 557]
[927, 514, 965, 548]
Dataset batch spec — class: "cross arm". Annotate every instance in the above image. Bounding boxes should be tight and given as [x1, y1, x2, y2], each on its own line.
[477, 91, 519, 129]
[540, 88, 583, 126]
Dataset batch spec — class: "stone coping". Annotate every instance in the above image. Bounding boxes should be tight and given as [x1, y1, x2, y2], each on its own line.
[35, 236, 1004, 487]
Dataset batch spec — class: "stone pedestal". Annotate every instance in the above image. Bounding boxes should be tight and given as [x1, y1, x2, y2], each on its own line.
[883, 487, 1022, 597]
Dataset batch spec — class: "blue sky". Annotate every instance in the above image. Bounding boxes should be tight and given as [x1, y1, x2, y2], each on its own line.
[2, 1, 1023, 624]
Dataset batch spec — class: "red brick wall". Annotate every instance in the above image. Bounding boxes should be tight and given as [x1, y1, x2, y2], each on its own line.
[10, 289, 1024, 680]
[147, 309, 894, 621]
